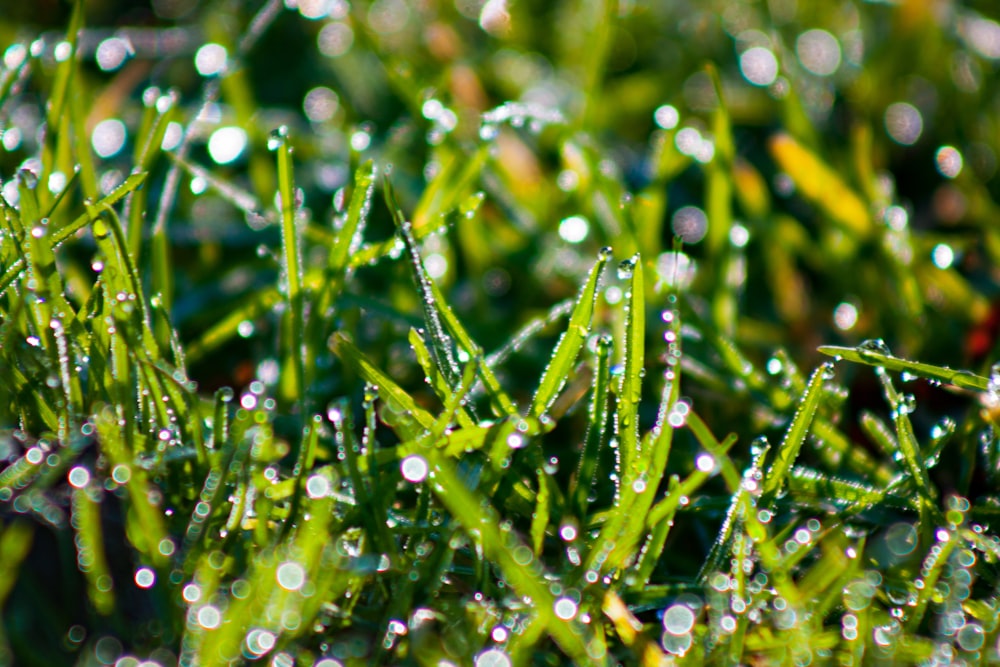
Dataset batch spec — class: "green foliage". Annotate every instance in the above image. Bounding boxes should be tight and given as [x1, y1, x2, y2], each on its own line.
[3, 1, 1000, 666]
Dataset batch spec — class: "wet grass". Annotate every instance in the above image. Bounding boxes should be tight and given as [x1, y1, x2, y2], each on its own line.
[3, 1, 1000, 665]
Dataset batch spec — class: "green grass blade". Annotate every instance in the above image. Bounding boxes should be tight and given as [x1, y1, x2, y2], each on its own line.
[330, 333, 436, 439]
[760, 362, 833, 509]
[571, 331, 613, 519]
[529, 247, 610, 418]
[818, 344, 989, 392]
[271, 127, 306, 414]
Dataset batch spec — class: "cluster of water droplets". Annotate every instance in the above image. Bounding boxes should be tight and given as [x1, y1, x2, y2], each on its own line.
[478, 101, 566, 141]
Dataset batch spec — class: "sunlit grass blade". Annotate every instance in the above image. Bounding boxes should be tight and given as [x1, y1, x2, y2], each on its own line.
[760, 362, 833, 509]
[571, 331, 612, 519]
[602, 591, 670, 665]
[617, 253, 644, 477]
[529, 247, 610, 418]
[70, 484, 114, 615]
[412, 144, 488, 233]
[0, 172, 148, 297]
[427, 455, 594, 662]
[385, 176, 461, 387]
[410, 328, 476, 430]
[586, 253, 644, 573]
[330, 333, 435, 439]
[768, 132, 871, 238]
[94, 406, 171, 568]
[271, 127, 306, 417]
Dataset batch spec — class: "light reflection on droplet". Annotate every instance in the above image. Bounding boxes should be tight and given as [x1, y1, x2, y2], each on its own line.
[695, 453, 715, 473]
[3, 43, 26, 69]
[671, 206, 708, 244]
[134, 567, 156, 589]
[663, 604, 696, 635]
[884, 103, 923, 146]
[956, 622, 984, 651]
[883, 205, 908, 231]
[2, 127, 22, 151]
[401, 455, 429, 483]
[740, 46, 779, 86]
[68, 466, 90, 489]
[350, 130, 371, 152]
[96, 36, 134, 72]
[833, 302, 858, 331]
[885, 523, 918, 557]
[196, 605, 221, 629]
[54, 41, 73, 62]
[306, 474, 331, 498]
[654, 104, 679, 130]
[161, 122, 183, 151]
[318, 22, 354, 57]
[194, 43, 227, 76]
[935, 146, 963, 178]
[553, 597, 578, 620]
[795, 29, 841, 76]
[276, 561, 306, 591]
[92, 119, 127, 158]
[729, 224, 749, 247]
[425, 253, 447, 279]
[367, 0, 410, 34]
[655, 251, 697, 290]
[245, 628, 276, 656]
[932, 244, 954, 269]
[207, 126, 248, 165]
[474, 648, 512, 667]
[960, 15, 1000, 60]
[297, 0, 331, 20]
[304, 86, 339, 123]
[558, 215, 589, 243]
[479, 0, 511, 37]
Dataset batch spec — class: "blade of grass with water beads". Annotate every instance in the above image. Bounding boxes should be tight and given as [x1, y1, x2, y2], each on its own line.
[0, 172, 147, 297]
[426, 455, 593, 663]
[529, 248, 610, 419]
[39, 0, 83, 203]
[94, 406, 171, 567]
[570, 331, 613, 520]
[759, 363, 832, 510]
[315, 160, 375, 306]
[409, 328, 476, 430]
[272, 128, 307, 417]
[584, 254, 643, 572]
[787, 466, 916, 513]
[330, 333, 435, 440]
[412, 144, 489, 233]
[384, 176, 461, 387]
[70, 484, 114, 615]
[818, 344, 989, 392]
[423, 257, 517, 417]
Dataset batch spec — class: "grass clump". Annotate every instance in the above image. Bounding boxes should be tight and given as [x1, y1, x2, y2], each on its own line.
[3, 1, 1000, 665]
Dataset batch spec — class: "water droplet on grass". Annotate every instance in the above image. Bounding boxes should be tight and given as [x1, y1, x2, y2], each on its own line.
[267, 126, 289, 151]
[617, 254, 638, 280]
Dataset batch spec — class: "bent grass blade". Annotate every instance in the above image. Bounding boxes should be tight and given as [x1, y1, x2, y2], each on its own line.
[818, 344, 989, 392]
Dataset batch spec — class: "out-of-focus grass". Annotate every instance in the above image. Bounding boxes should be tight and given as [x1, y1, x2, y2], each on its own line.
[3, 1, 1000, 665]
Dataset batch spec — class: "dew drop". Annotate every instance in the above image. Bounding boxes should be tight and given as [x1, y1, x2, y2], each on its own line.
[267, 126, 289, 151]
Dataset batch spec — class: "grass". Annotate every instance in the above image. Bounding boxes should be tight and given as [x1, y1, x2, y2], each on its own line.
[3, 1, 1000, 665]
